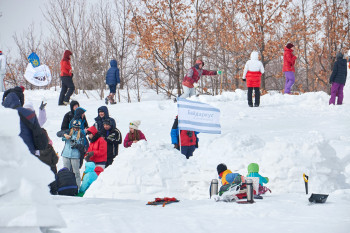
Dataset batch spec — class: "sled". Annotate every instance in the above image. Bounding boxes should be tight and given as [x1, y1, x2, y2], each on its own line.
[147, 197, 179, 207]
[308, 194, 328, 204]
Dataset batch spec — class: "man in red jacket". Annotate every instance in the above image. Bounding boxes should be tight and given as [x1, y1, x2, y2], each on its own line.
[59, 50, 75, 106]
[282, 43, 297, 94]
[180, 60, 221, 98]
[85, 126, 107, 169]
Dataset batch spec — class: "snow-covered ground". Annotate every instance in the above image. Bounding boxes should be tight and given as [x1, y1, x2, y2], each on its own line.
[1, 87, 350, 233]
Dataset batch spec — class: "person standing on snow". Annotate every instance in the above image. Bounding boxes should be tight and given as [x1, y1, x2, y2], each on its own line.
[94, 106, 116, 132]
[123, 121, 146, 148]
[2, 86, 25, 106]
[180, 60, 221, 98]
[283, 43, 297, 94]
[100, 119, 122, 168]
[60, 100, 89, 131]
[105, 59, 120, 105]
[170, 115, 199, 159]
[329, 52, 347, 105]
[0, 50, 7, 92]
[242, 51, 265, 107]
[85, 126, 108, 169]
[59, 50, 74, 106]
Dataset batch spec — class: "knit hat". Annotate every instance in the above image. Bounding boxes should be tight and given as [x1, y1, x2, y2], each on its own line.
[247, 163, 259, 173]
[217, 163, 227, 175]
[103, 118, 112, 126]
[286, 43, 294, 49]
[129, 120, 141, 130]
[72, 120, 81, 128]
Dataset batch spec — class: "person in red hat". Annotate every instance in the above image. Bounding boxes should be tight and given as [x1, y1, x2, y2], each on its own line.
[85, 126, 107, 169]
[283, 43, 297, 94]
[180, 60, 221, 98]
[0, 50, 6, 92]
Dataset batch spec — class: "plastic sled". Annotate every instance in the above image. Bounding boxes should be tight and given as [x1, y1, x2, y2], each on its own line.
[308, 193, 328, 203]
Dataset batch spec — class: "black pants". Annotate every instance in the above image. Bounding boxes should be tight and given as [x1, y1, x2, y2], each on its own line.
[247, 87, 260, 106]
[59, 76, 75, 105]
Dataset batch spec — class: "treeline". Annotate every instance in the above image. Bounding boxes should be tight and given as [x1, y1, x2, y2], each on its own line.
[5, 0, 350, 101]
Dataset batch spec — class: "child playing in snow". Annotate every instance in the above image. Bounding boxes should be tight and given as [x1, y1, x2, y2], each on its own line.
[216, 163, 246, 197]
[123, 121, 146, 148]
[77, 162, 104, 197]
[246, 163, 270, 194]
[329, 52, 347, 105]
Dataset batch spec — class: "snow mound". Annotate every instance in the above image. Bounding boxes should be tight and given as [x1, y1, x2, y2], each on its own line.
[0, 108, 65, 231]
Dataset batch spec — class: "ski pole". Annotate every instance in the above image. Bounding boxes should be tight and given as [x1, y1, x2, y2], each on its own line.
[303, 173, 308, 195]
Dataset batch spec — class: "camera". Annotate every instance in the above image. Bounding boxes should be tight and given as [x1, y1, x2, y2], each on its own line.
[71, 139, 78, 149]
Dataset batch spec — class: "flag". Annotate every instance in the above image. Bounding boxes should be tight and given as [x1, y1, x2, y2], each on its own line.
[28, 52, 40, 67]
[177, 97, 221, 134]
[24, 63, 52, 87]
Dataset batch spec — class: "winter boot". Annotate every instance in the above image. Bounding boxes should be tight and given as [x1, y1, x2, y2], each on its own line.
[109, 94, 116, 105]
[105, 97, 109, 105]
[248, 103, 253, 107]
[254, 103, 259, 107]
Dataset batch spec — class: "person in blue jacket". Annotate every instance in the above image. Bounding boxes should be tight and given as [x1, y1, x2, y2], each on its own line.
[105, 59, 120, 105]
[246, 163, 269, 186]
[77, 162, 104, 196]
[2, 92, 39, 155]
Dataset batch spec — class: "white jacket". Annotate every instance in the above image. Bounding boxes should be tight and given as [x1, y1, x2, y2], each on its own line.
[0, 54, 6, 73]
[242, 52, 264, 80]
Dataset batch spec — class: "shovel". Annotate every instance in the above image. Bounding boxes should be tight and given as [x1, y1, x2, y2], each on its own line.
[303, 173, 308, 195]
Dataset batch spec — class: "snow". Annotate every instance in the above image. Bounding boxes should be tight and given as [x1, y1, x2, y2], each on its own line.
[1, 86, 350, 233]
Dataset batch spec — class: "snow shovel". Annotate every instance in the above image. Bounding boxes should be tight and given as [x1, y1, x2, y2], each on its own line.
[303, 173, 309, 194]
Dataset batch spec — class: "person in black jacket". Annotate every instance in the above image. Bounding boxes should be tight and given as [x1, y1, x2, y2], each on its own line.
[94, 106, 116, 132]
[49, 167, 78, 196]
[329, 52, 347, 105]
[60, 100, 88, 130]
[100, 118, 122, 168]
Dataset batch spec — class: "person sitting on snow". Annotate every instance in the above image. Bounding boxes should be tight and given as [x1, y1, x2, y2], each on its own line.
[123, 120, 146, 148]
[85, 126, 107, 169]
[217, 163, 245, 197]
[94, 106, 116, 132]
[170, 115, 199, 159]
[246, 163, 270, 195]
[77, 162, 104, 197]
[49, 167, 78, 196]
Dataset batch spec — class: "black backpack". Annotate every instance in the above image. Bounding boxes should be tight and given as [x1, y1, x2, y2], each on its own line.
[19, 113, 49, 150]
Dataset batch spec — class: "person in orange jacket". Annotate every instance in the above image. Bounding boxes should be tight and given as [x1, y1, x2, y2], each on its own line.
[85, 126, 107, 169]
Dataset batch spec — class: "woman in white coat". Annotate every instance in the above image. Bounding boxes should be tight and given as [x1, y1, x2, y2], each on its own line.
[242, 51, 265, 107]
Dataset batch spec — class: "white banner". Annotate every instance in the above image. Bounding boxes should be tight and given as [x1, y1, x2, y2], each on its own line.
[177, 97, 221, 134]
[24, 63, 52, 87]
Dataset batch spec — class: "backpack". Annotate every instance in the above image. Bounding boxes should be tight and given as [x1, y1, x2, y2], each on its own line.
[19, 113, 48, 150]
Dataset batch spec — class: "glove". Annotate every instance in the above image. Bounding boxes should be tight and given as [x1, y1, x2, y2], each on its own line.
[242, 79, 246, 82]
[174, 144, 179, 149]
[217, 70, 222, 75]
[85, 151, 94, 161]
[107, 134, 116, 141]
[265, 177, 269, 183]
[39, 101, 47, 110]
[193, 83, 199, 88]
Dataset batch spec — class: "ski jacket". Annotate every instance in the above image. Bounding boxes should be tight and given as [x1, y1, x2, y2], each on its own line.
[219, 169, 240, 186]
[106, 60, 120, 85]
[86, 126, 107, 163]
[123, 130, 146, 148]
[246, 172, 269, 186]
[79, 162, 98, 194]
[60, 50, 72, 77]
[242, 52, 264, 87]
[61, 101, 88, 130]
[330, 53, 347, 85]
[2, 86, 25, 106]
[170, 116, 199, 147]
[61, 130, 85, 159]
[3, 92, 39, 154]
[282, 47, 297, 72]
[100, 127, 122, 161]
[94, 106, 116, 132]
[182, 67, 217, 88]
[23, 102, 47, 127]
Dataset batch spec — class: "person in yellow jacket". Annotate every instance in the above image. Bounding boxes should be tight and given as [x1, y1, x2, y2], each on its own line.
[217, 163, 242, 185]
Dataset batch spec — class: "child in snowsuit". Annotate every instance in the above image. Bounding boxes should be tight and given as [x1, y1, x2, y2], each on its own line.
[49, 167, 78, 196]
[242, 51, 265, 107]
[170, 115, 199, 159]
[85, 126, 108, 169]
[105, 60, 120, 105]
[77, 162, 104, 197]
[100, 119, 122, 168]
[217, 163, 244, 197]
[246, 163, 270, 194]
[283, 43, 297, 94]
[61, 120, 85, 189]
[329, 52, 347, 105]
[124, 121, 146, 148]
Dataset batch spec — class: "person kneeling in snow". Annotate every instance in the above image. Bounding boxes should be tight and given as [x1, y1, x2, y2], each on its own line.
[85, 126, 107, 169]
[124, 120, 146, 148]
[217, 163, 245, 197]
[49, 167, 78, 196]
[246, 163, 270, 195]
[170, 115, 199, 159]
[77, 162, 104, 197]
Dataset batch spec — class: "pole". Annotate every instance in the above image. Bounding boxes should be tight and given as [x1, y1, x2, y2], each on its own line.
[303, 173, 309, 195]
[220, 72, 223, 95]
